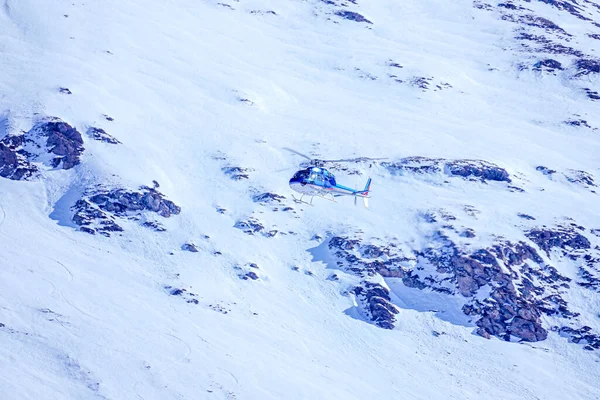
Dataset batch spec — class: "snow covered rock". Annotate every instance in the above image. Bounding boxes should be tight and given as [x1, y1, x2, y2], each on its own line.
[526, 226, 591, 255]
[86, 127, 120, 144]
[0, 119, 84, 179]
[353, 282, 399, 329]
[383, 157, 511, 183]
[72, 185, 180, 236]
[325, 228, 600, 345]
[29, 120, 84, 169]
[0, 134, 37, 180]
[181, 243, 199, 252]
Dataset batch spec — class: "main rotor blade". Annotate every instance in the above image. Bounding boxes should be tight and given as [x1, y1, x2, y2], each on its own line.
[283, 147, 313, 161]
[322, 157, 388, 163]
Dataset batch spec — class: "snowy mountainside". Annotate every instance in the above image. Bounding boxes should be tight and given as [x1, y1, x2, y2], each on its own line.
[1, 0, 600, 399]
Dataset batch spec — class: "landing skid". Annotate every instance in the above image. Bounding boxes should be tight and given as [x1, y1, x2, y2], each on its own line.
[292, 193, 337, 205]
[292, 194, 313, 206]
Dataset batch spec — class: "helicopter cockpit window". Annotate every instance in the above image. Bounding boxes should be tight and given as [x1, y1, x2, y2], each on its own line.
[292, 170, 309, 180]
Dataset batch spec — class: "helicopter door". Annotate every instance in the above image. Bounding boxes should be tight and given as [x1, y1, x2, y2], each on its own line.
[313, 173, 325, 186]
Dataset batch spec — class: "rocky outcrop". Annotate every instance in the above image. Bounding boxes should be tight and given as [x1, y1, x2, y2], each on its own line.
[335, 11, 372, 24]
[475, 0, 600, 102]
[72, 185, 181, 236]
[353, 282, 398, 329]
[29, 120, 84, 169]
[557, 326, 600, 351]
[383, 157, 511, 183]
[0, 119, 84, 180]
[86, 127, 120, 144]
[181, 243, 199, 252]
[222, 166, 252, 180]
[252, 192, 286, 204]
[325, 221, 598, 347]
[234, 218, 264, 234]
[0, 134, 37, 180]
[526, 227, 591, 255]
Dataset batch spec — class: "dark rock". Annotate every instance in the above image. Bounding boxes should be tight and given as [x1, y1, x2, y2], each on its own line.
[59, 87, 72, 94]
[575, 59, 600, 77]
[265, 230, 278, 238]
[222, 166, 251, 180]
[559, 326, 600, 350]
[411, 77, 432, 90]
[509, 317, 548, 341]
[328, 234, 575, 343]
[253, 192, 286, 204]
[1, 119, 85, 176]
[354, 282, 398, 329]
[234, 218, 264, 234]
[335, 11, 372, 24]
[170, 288, 185, 296]
[584, 88, 600, 101]
[249, 10, 277, 15]
[87, 127, 120, 144]
[72, 185, 180, 234]
[476, 327, 491, 339]
[502, 14, 568, 35]
[460, 229, 476, 238]
[527, 227, 591, 254]
[142, 221, 166, 232]
[518, 213, 536, 220]
[533, 59, 563, 72]
[182, 243, 199, 252]
[564, 169, 596, 187]
[536, 166, 556, 175]
[88, 187, 181, 217]
[244, 271, 259, 280]
[31, 121, 84, 169]
[445, 160, 510, 182]
[565, 119, 591, 128]
[383, 157, 510, 182]
[0, 134, 37, 180]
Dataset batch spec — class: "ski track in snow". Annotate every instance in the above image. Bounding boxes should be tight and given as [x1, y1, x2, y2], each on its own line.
[0, 202, 5, 229]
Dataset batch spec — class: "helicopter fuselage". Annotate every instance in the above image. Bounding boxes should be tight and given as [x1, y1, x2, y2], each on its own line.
[289, 167, 366, 198]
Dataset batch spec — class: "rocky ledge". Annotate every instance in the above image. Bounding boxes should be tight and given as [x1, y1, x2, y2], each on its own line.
[72, 184, 181, 236]
[1, 118, 84, 180]
[324, 219, 599, 349]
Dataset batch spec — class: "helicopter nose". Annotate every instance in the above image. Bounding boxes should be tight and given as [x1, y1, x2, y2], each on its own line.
[289, 180, 304, 193]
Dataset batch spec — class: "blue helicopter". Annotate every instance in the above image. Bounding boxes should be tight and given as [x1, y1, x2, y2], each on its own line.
[285, 148, 386, 207]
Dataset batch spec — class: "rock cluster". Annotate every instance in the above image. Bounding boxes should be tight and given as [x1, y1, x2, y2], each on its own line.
[29, 120, 85, 169]
[383, 157, 511, 183]
[353, 283, 398, 329]
[326, 221, 599, 348]
[86, 127, 120, 144]
[335, 11, 372, 24]
[0, 134, 37, 180]
[72, 185, 181, 236]
[0, 119, 84, 180]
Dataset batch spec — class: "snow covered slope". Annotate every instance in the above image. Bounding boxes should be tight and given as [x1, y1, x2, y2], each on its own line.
[1, 0, 600, 398]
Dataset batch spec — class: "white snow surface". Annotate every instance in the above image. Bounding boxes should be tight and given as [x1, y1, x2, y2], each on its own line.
[1, 0, 600, 399]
